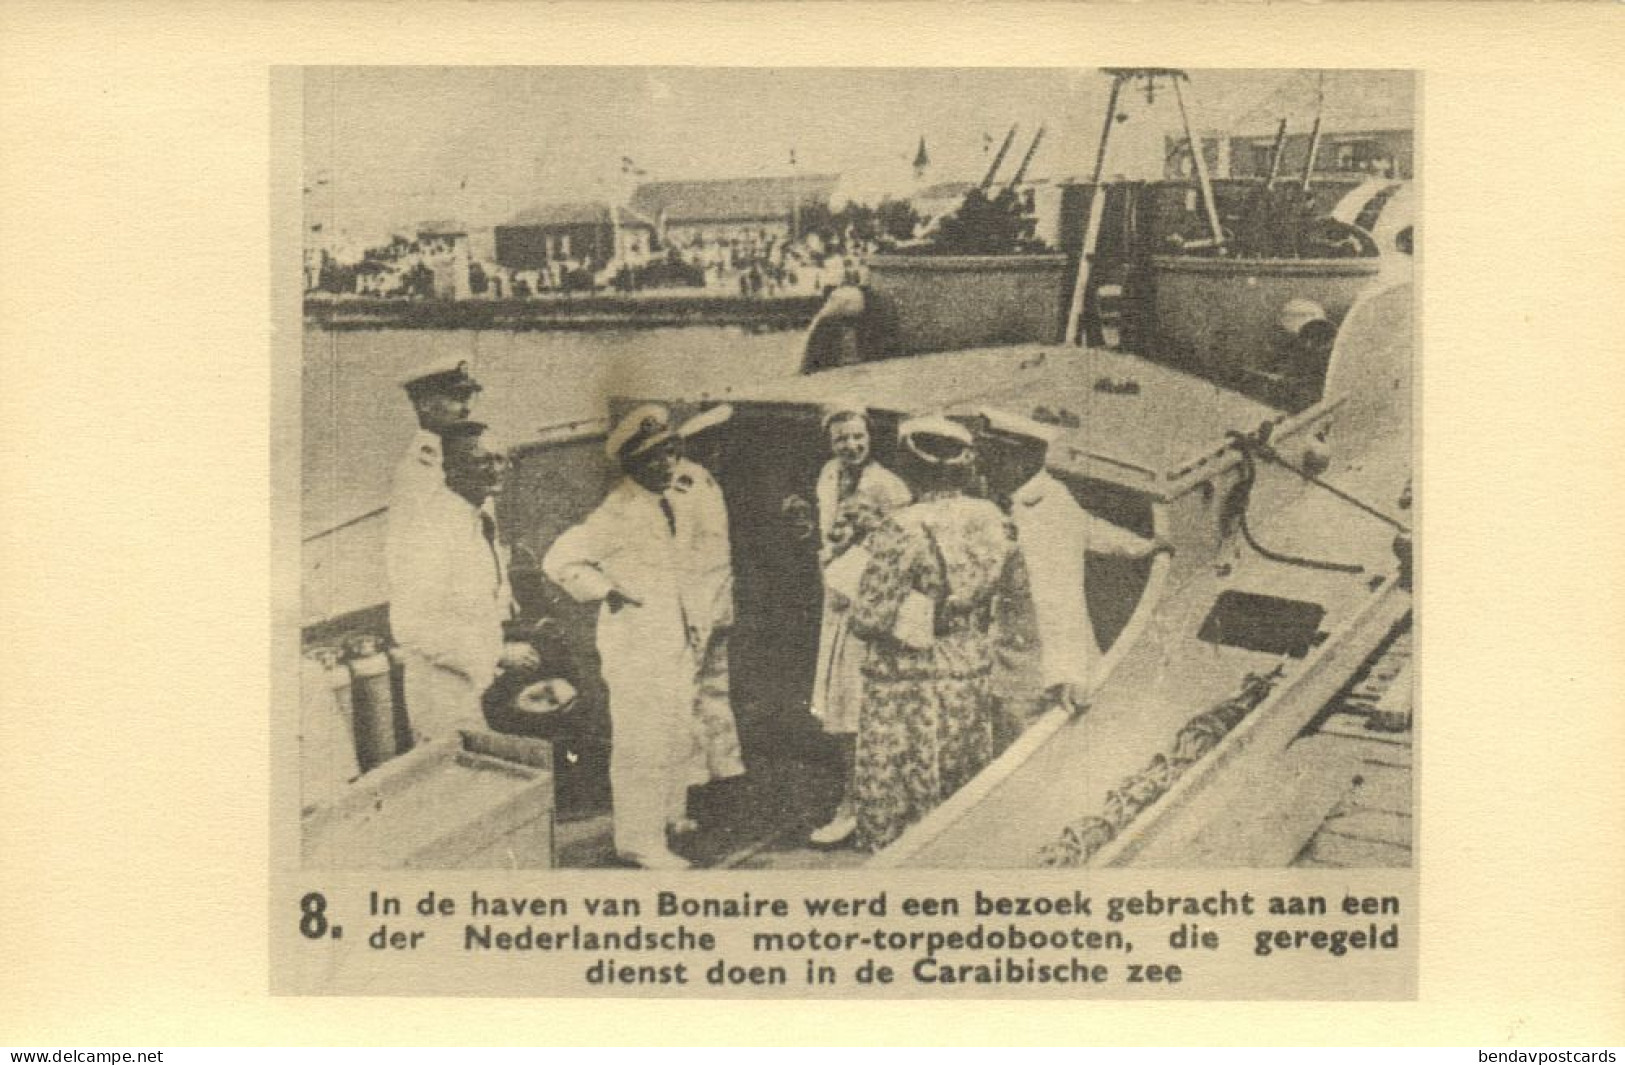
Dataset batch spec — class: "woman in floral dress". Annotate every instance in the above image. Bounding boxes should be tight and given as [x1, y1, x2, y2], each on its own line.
[847, 415, 1030, 853]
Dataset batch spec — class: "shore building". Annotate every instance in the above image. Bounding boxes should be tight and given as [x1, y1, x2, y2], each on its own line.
[494, 202, 661, 289]
[630, 174, 838, 261]
[414, 223, 473, 300]
[1169, 127, 1414, 182]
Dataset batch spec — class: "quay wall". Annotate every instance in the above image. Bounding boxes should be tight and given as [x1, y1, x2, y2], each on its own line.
[304, 294, 822, 331]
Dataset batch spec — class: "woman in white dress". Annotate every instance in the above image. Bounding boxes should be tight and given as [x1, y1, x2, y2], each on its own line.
[808, 405, 911, 845]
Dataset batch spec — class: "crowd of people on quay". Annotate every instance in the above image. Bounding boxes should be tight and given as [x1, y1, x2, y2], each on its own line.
[380, 358, 1170, 869]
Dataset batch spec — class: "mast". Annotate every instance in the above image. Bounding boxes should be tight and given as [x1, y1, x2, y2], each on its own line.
[1263, 117, 1288, 190]
[1169, 73, 1226, 251]
[1065, 71, 1124, 346]
[1300, 72, 1327, 192]
[980, 125, 1019, 191]
[1069, 69, 1220, 344]
[1006, 126, 1046, 191]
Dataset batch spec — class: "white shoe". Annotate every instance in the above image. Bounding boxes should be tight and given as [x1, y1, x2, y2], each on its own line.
[619, 847, 692, 871]
[809, 815, 857, 846]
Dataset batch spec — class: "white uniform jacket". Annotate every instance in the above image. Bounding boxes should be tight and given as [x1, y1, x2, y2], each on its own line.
[666, 458, 734, 647]
[385, 429, 443, 607]
[542, 479, 690, 656]
[542, 478, 699, 853]
[1009, 471, 1151, 690]
[388, 485, 514, 695]
[388, 430, 442, 524]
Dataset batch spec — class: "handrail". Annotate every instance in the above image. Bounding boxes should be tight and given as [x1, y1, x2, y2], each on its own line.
[303, 505, 387, 544]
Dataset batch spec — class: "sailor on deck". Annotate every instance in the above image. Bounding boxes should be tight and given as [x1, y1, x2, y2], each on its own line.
[387, 357, 482, 537]
[542, 405, 701, 871]
[975, 408, 1169, 718]
[389, 419, 538, 743]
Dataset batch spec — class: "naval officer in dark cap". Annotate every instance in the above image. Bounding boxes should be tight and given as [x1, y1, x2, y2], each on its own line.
[386, 358, 483, 594]
[389, 357, 483, 525]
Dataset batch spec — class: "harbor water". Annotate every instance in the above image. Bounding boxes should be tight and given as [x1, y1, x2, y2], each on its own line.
[302, 324, 804, 539]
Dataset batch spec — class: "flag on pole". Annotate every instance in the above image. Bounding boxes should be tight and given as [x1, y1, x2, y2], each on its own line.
[789, 147, 797, 166]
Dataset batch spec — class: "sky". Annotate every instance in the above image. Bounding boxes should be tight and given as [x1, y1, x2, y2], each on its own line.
[302, 67, 1414, 252]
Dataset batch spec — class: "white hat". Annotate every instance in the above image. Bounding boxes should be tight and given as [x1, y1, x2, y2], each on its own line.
[678, 403, 734, 439]
[399, 356, 481, 396]
[605, 403, 675, 463]
[514, 678, 577, 717]
[820, 402, 869, 433]
[898, 414, 975, 465]
[977, 406, 1060, 444]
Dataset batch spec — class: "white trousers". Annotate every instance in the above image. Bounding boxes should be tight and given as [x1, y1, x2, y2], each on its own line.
[401, 651, 485, 745]
[604, 650, 698, 857]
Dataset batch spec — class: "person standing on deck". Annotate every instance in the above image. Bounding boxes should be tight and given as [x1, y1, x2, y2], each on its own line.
[387, 358, 481, 740]
[542, 405, 701, 871]
[973, 408, 1170, 724]
[669, 405, 746, 810]
[386, 358, 481, 548]
[847, 415, 1031, 853]
[807, 404, 912, 846]
[389, 420, 538, 743]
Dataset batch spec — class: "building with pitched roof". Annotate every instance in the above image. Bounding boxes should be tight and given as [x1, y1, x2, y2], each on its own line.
[493, 202, 661, 278]
[630, 173, 839, 248]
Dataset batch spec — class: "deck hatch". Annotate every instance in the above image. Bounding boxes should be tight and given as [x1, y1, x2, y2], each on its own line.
[1197, 591, 1326, 658]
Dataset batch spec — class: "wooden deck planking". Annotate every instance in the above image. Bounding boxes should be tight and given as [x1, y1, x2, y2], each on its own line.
[1318, 807, 1413, 849]
[1300, 830, 1412, 868]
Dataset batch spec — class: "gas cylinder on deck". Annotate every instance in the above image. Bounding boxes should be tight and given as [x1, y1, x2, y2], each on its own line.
[387, 644, 414, 756]
[299, 646, 361, 810]
[347, 635, 399, 772]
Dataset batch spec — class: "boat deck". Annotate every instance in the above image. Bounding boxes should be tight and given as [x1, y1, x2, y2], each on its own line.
[543, 424, 1414, 871]
[715, 344, 1279, 493]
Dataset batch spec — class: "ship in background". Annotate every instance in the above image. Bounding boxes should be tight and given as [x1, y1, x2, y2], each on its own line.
[806, 68, 1413, 414]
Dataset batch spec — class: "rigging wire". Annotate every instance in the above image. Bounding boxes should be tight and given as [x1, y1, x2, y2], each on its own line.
[1227, 427, 1412, 575]
[1234, 448, 1366, 575]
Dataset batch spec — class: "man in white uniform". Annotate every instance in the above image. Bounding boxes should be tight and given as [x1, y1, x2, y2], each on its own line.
[543, 405, 701, 870]
[389, 420, 537, 743]
[670, 406, 746, 793]
[976, 408, 1170, 719]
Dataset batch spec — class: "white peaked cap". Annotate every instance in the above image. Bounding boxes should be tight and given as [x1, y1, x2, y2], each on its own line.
[898, 413, 973, 448]
[977, 406, 1061, 443]
[605, 403, 674, 462]
[678, 403, 734, 439]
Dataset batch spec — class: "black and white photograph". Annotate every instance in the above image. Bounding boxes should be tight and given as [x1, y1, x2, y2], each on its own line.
[8, 0, 1625, 1041]
[296, 66, 1416, 877]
